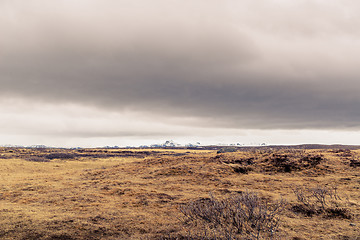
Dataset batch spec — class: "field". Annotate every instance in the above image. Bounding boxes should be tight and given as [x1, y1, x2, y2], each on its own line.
[0, 147, 359, 239]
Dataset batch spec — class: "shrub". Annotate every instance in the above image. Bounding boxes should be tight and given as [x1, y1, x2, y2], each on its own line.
[180, 191, 286, 240]
[292, 185, 351, 218]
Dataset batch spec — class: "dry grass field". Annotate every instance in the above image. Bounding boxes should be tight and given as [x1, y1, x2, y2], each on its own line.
[0, 147, 359, 239]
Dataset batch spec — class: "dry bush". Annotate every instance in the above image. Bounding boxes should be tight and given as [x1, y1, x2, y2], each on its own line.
[180, 191, 286, 240]
[292, 186, 351, 219]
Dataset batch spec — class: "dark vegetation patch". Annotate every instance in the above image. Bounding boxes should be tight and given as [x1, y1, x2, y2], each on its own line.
[217, 147, 238, 154]
[350, 159, 360, 167]
[0, 154, 10, 159]
[270, 154, 323, 172]
[44, 153, 77, 160]
[291, 204, 319, 217]
[46, 233, 77, 240]
[331, 149, 353, 157]
[25, 156, 51, 162]
[220, 150, 325, 174]
[16, 149, 190, 161]
[325, 208, 352, 219]
[329, 149, 360, 168]
[232, 165, 253, 174]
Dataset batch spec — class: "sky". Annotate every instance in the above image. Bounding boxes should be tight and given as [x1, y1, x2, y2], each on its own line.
[1, 0, 360, 147]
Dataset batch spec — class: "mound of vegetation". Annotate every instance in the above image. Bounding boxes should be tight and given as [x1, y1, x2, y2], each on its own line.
[268, 154, 324, 173]
[220, 150, 325, 174]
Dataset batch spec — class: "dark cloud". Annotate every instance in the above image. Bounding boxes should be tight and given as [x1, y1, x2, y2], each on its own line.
[1, 0, 360, 131]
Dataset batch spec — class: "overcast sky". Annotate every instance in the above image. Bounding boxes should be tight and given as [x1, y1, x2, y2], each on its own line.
[1, 0, 360, 147]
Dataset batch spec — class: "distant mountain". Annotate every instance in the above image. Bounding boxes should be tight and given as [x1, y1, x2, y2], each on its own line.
[0, 144, 52, 148]
[149, 140, 181, 148]
[1, 144, 25, 148]
[139, 140, 201, 148]
[28, 145, 49, 149]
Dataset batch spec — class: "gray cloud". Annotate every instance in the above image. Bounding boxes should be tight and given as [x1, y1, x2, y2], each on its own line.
[1, 0, 360, 131]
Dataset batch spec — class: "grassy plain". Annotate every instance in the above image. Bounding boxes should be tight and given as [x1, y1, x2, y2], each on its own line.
[0, 147, 359, 239]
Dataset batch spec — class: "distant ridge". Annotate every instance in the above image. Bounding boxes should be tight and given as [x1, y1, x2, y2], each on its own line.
[160, 144, 360, 151]
[236, 144, 360, 150]
[1, 143, 360, 150]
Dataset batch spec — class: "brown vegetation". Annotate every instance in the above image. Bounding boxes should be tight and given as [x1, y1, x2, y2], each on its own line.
[0, 147, 359, 239]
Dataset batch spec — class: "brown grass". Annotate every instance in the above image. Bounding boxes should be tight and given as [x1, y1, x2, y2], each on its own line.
[0, 147, 359, 239]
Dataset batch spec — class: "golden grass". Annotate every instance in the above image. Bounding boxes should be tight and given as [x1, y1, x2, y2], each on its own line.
[0, 147, 359, 239]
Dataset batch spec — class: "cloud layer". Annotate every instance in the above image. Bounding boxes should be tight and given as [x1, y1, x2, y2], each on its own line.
[1, 0, 360, 135]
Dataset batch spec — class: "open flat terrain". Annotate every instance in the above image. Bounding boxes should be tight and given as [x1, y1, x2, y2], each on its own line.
[0, 147, 359, 239]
